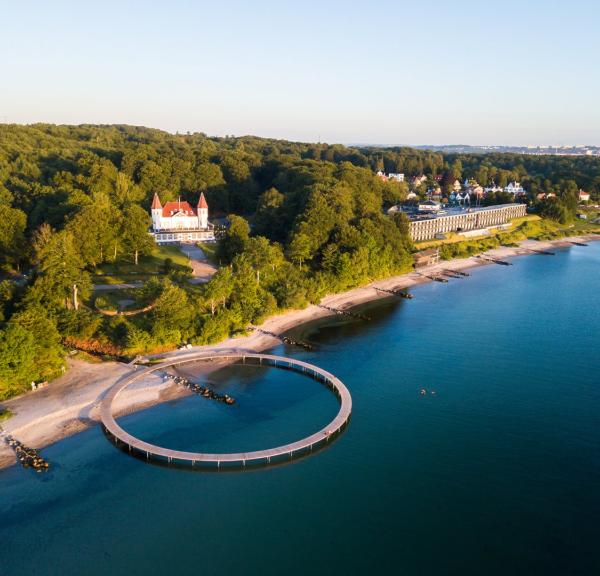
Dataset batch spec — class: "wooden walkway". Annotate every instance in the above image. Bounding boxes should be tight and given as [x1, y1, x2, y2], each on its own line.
[100, 352, 352, 468]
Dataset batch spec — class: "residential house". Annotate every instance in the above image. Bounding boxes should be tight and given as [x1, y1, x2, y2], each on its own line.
[578, 189, 591, 202]
[388, 172, 405, 182]
[505, 181, 525, 195]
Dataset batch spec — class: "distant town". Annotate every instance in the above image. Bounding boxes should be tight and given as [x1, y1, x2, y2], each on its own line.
[413, 144, 600, 156]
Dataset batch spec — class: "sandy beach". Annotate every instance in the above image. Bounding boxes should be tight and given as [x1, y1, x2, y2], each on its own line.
[1, 234, 598, 470]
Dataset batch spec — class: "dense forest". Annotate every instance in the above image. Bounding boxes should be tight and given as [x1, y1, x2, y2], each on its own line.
[0, 124, 598, 398]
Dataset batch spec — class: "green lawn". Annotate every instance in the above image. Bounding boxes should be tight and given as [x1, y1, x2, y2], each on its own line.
[92, 245, 191, 284]
[92, 288, 142, 311]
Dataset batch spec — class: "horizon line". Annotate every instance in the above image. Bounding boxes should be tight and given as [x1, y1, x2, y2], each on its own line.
[1, 121, 599, 150]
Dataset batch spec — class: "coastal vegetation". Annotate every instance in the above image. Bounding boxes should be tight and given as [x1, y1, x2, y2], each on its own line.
[0, 124, 599, 399]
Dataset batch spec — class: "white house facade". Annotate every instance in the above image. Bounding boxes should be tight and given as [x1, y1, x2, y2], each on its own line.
[505, 181, 525, 195]
[150, 192, 215, 243]
[388, 172, 405, 182]
[578, 189, 590, 202]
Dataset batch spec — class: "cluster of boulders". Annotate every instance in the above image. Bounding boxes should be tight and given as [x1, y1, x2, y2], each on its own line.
[317, 304, 371, 321]
[375, 287, 414, 299]
[168, 375, 235, 405]
[2, 433, 49, 472]
[253, 328, 313, 350]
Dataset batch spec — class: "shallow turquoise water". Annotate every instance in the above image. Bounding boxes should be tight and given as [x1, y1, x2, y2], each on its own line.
[1, 244, 599, 576]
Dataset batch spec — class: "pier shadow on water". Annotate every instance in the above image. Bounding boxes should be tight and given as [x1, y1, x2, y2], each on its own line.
[102, 418, 350, 474]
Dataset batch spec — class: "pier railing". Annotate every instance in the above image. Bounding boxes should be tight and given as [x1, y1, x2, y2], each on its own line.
[100, 352, 352, 469]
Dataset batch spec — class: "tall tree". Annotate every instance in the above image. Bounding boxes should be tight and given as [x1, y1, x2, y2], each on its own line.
[0, 205, 27, 270]
[0, 323, 36, 399]
[217, 215, 250, 263]
[120, 204, 154, 265]
[236, 236, 284, 284]
[35, 231, 91, 309]
[203, 267, 234, 315]
[66, 203, 122, 266]
[288, 233, 312, 269]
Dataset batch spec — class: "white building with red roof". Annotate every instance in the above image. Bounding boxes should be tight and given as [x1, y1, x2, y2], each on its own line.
[150, 192, 215, 243]
[578, 189, 590, 202]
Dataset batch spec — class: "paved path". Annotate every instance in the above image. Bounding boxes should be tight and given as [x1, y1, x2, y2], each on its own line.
[178, 244, 217, 284]
[101, 352, 352, 468]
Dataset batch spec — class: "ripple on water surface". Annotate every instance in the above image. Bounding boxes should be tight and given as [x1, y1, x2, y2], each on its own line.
[1, 243, 599, 576]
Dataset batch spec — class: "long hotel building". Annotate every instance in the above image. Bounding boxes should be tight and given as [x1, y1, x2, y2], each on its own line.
[409, 204, 527, 242]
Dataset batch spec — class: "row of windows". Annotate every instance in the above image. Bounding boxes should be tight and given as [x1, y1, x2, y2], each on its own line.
[409, 206, 526, 241]
[156, 223, 204, 230]
[155, 231, 215, 242]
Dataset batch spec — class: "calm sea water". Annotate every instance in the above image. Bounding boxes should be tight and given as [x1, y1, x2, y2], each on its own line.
[1, 244, 599, 576]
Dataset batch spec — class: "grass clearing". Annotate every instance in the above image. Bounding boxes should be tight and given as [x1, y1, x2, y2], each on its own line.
[92, 288, 142, 311]
[92, 245, 192, 284]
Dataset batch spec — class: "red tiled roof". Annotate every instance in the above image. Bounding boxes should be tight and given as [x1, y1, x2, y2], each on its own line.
[151, 193, 162, 209]
[162, 201, 197, 218]
[198, 192, 208, 209]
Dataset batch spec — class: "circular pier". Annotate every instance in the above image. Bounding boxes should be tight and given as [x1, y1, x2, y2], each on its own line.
[100, 352, 352, 468]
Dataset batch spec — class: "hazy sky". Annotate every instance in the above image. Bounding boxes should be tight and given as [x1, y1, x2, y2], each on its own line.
[2, 0, 599, 145]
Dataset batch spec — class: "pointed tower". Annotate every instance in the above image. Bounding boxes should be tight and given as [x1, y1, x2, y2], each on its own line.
[151, 193, 162, 231]
[197, 192, 208, 229]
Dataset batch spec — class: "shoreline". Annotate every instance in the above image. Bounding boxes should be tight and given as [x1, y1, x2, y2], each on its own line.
[1, 234, 598, 471]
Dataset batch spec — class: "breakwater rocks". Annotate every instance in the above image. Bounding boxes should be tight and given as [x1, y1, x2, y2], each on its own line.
[441, 269, 464, 279]
[2, 432, 49, 472]
[317, 304, 371, 321]
[251, 328, 313, 351]
[374, 287, 414, 299]
[166, 374, 235, 405]
[419, 273, 449, 283]
[476, 255, 512, 266]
